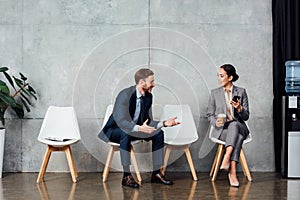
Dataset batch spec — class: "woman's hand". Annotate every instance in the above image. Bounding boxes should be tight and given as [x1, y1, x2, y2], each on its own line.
[231, 99, 242, 112]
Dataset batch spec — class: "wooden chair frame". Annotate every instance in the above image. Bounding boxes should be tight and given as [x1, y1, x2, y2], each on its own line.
[102, 142, 142, 183]
[37, 145, 78, 183]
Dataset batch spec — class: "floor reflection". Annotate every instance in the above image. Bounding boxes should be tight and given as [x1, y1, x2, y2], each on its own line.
[37, 182, 77, 200]
[103, 182, 139, 200]
[212, 177, 251, 200]
[287, 180, 300, 199]
[0, 181, 4, 200]
[0, 172, 295, 199]
[188, 181, 197, 200]
[103, 178, 198, 200]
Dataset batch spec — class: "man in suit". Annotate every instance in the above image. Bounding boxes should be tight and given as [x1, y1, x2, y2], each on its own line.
[98, 68, 180, 188]
[207, 64, 249, 187]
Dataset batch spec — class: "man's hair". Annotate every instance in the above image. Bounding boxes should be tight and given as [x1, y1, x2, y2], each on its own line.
[134, 68, 154, 84]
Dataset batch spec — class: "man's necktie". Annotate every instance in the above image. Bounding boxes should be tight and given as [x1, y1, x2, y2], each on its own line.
[137, 96, 145, 125]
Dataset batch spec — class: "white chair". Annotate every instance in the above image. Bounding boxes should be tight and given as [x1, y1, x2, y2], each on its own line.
[101, 105, 142, 183]
[36, 106, 81, 183]
[160, 104, 199, 181]
[209, 122, 253, 182]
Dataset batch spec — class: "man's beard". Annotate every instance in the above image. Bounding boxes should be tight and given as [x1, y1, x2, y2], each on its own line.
[143, 85, 153, 93]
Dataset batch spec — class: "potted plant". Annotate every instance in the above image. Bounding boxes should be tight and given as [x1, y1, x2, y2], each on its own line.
[0, 66, 37, 178]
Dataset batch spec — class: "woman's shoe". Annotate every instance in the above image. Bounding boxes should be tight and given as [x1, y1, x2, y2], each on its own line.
[228, 173, 239, 187]
[220, 157, 230, 171]
[220, 164, 230, 171]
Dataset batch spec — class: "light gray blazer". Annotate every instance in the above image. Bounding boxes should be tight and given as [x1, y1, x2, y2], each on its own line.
[207, 85, 250, 139]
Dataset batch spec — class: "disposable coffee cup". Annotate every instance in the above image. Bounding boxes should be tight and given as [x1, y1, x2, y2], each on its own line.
[217, 113, 226, 125]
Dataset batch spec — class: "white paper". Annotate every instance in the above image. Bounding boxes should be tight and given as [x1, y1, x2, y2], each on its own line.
[289, 96, 297, 108]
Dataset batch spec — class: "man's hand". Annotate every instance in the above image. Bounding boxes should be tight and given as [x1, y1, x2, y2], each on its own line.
[164, 117, 181, 127]
[138, 119, 157, 134]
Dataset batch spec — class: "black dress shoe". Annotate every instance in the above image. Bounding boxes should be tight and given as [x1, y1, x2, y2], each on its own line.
[122, 175, 139, 188]
[151, 173, 173, 185]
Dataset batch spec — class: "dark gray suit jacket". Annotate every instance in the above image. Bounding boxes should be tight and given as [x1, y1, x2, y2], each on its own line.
[98, 85, 159, 142]
[207, 85, 250, 139]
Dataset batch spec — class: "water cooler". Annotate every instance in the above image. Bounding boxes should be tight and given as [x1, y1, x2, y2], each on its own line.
[281, 96, 300, 178]
[281, 61, 300, 178]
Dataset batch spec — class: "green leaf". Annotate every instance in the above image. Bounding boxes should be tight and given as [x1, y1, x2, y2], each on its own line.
[19, 72, 27, 81]
[20, 97, 30, 112]
[0, 91, 17, 107]
[13, 76, 31, 97]
[13, 76, 23, 87]
[20, 93, 32, 105]
[3, 71, 15, 90]
[0, 67, 8, 72]
[0, 101, 7, 109]
[11, 103, 24, 118]
[21, 93, 31, 105]
[0, 80, 10, 94]
[25, 88, 37, 100]
[28, 85, 36, 94]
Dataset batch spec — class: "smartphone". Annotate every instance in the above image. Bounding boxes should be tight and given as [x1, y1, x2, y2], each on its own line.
[232, 96, 240, 102]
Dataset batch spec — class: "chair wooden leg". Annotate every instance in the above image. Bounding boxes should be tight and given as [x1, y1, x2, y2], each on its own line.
[240, 148, 252, 181]
[102, 146, 115, 182]
[184, 147, 198, 181]
[161, 146, 171, 175]
[68, 147, 78, 178]
[210, 146, 218, 177]
[37, 146, 52, 183]
[130, 147, 142, 182]
[65, 146, 77, 183]
[37, 145, 79, 184]
[212, 144, 225, 181]
[240, 154, 247, 176]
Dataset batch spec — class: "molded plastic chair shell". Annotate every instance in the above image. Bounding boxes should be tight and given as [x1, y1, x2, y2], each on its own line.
[38, 106, 81, 147]
[161, 104, 199, 145]
[160, 104, 199, 181]
[36, 106, 81, 183]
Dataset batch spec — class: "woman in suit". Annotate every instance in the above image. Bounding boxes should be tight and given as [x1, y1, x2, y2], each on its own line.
[207, 64, 250, 187]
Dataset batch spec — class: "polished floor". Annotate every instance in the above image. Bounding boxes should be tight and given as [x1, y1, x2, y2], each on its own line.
[0, 172, 300, 199]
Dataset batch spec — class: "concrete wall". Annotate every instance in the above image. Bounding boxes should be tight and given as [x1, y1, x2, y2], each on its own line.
[0, 0, 273, 173]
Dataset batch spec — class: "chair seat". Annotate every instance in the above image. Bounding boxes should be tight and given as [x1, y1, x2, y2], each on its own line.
[164, 138, 198, 146]
[209, 137, 225, 145]
[107, 140, 141, 147]
[38, 138, 80, 147]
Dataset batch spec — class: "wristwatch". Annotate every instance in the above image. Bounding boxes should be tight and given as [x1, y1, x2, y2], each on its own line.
[163, 120, 167, 127]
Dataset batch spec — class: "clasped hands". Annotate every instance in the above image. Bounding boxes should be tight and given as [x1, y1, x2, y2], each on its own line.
[138, 117, 181, 134]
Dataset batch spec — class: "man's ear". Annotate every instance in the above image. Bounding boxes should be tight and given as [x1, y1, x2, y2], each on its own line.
[229, 75, 233, 81]
[137, 79, 145, 85]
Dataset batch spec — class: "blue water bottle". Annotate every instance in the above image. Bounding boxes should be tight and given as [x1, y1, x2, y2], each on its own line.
[285, 60, 300, 95]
